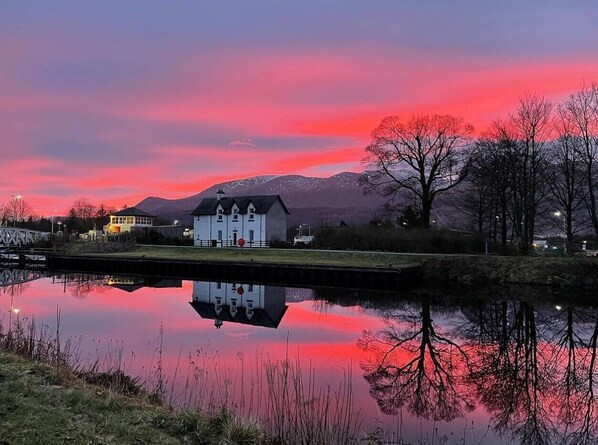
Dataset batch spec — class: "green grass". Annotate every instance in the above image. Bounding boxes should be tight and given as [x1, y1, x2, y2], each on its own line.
[0, 351, 268, 445]
[98, 244, 427, 269]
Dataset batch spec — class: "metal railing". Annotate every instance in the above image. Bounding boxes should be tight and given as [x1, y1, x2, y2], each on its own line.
[194, 239, 291, 248]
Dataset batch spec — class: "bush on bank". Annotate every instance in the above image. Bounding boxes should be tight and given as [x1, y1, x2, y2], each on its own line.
[313, 225, 486, 254]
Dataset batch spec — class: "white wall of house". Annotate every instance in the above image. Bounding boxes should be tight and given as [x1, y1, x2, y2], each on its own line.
[265, 200, 288, 242]
[193, 201, 284, 247]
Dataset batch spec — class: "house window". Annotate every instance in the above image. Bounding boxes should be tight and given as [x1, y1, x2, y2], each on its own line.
[249, 230, 254, 242]
[216, 282, 222, 289]
[233, 214, 238, 220]
[217, 230, 222, 241]
[249, 213, 254, 220]
[248, 284, 254, 292]
[218, 215, 223, 221]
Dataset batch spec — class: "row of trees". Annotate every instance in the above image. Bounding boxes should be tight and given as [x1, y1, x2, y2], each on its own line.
[0, 196, 115, 234]
[363, 84, 598, 254]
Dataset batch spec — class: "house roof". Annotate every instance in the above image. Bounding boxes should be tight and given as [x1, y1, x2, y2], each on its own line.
[191, 195, 289, 216]
[111, 207, 156, 218]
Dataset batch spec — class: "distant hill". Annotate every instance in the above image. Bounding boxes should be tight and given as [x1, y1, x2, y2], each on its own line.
[135, 172, 389, 227]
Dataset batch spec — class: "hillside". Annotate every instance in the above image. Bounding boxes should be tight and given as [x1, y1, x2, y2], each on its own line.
[136, 172, 389, 227]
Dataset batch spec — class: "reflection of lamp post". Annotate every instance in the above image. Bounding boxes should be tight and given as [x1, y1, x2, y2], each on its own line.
[11, 194, 22, 227]
[8, 294, 20, 328]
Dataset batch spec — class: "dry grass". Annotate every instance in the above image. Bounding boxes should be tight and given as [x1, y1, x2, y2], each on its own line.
[0, 315, 366, 444]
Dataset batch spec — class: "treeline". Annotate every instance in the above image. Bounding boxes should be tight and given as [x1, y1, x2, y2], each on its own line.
[0, 197, 115, 234]
[363, 84, 598, 255]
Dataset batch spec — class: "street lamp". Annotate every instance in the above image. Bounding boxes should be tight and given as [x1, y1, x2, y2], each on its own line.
[554, 211, 566, 253]
[57, 221, 62, 236]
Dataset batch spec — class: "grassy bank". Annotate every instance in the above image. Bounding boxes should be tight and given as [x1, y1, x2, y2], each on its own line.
[0, 349, 276, 445]
[62, 243, 598, 286]
[89, 244, 427, 268]
[0, 315, 365, 445]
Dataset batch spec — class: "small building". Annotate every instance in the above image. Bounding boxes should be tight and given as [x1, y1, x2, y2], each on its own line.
[191, 191, 289, 247]
[104, 207, 156, 234]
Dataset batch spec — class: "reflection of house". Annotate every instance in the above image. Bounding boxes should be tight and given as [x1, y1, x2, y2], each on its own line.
[190, 281, 287, 329]
[191, 190, 289, 247]
[104, 207, 156, 234]
[107, 276, 182, 292]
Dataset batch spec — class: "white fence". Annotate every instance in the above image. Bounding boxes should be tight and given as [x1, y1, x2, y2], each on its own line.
[0, 228, 49, 247]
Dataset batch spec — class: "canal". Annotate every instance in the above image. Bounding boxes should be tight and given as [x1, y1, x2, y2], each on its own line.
[2, 268, 597, 444]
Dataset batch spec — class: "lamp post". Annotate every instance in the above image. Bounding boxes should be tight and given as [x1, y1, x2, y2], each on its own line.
[554, 211, 566, 254]
[57, 221, 62, 236]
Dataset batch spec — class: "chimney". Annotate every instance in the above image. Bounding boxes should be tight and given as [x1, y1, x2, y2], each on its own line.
[216, 189, 225, 201]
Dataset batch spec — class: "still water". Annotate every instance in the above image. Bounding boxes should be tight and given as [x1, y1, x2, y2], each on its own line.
[2, 268, 598, 445]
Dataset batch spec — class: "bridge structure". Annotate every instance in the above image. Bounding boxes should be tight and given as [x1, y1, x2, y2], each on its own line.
[0, 268, 44, 287]
[0, 227, 49, 247]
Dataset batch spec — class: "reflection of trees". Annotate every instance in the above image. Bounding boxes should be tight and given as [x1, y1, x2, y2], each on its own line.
[358, 294, 474, 421]
[1, 282, 31, 299]
[467, 301, 553, 445]
[552, 308, 598, 445]
[62, 273, 109, 299]
[358, 291, 598, 445]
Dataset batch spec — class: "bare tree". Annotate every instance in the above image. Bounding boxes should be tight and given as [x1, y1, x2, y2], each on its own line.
[362, 114, 473, 229]
[544, 106, 588, 253]
[510, 94, 554, 254]
[466, 121, 520, 251]
[3, 196, 33, 227]
[70, 197, 97, 231]
[563, 84, 598, 238]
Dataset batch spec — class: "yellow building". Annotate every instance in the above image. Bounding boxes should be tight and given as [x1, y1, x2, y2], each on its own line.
[104, 207, 155, 234]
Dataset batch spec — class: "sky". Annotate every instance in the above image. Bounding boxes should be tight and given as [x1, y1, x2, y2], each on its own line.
[2, 1, 598, 216]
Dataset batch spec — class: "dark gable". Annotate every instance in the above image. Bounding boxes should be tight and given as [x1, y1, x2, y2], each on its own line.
[191, 195, 289, 216]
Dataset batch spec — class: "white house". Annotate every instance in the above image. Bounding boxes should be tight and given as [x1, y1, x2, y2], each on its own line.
[191, 191, 289, 247]
[190, 280, 287, 329]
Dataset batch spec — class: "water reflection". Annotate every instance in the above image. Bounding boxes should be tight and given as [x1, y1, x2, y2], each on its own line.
[191, 281, 288, 329]
[2, 267, 598, 444]
[357, 290, 598, 445]
[107, 276, 182, 292]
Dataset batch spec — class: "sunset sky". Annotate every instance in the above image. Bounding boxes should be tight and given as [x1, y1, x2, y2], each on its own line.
[2, 1, 598, 216]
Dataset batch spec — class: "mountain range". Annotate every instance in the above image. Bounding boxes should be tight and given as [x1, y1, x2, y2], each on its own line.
[135, 172, 389, 228]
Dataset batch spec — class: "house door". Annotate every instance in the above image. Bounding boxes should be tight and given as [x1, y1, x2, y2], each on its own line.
[233, 231, 237, 246]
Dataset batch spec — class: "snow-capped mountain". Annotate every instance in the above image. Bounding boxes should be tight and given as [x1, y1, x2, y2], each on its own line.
[136, 172, 388, 227]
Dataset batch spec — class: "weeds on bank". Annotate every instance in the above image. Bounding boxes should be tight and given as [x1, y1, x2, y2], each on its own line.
[0, 314, 364, 444]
